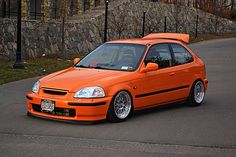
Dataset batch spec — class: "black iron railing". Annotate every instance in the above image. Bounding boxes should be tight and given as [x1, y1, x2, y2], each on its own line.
[0, 0, 43, 19]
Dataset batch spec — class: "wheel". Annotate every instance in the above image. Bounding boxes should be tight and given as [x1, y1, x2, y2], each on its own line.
[107, 91, 133, 122]
[188, 80, 205, 106]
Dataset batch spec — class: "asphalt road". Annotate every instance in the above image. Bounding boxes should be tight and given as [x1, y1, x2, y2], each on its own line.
[0, 38, 236, 157]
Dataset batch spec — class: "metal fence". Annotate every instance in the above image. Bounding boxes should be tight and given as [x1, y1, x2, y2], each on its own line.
[0, 0, 18, 18]
[0, 0, 43, 20]
[0, 0, 104, 20]
[29, 0, 43, 20]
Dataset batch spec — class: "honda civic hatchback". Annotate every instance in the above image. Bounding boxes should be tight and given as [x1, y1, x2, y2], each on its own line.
[26, 33, 208, 122]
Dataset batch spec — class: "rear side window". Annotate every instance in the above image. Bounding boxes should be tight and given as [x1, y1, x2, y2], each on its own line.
[145, 44, 172, 69]
[171, 44, 193, 65]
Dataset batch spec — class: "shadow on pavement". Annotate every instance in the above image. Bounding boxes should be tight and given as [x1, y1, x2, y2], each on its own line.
[27, 101, 205, 125]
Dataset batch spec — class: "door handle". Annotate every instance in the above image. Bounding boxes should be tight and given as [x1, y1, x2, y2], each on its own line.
[170, 72, 175, 76]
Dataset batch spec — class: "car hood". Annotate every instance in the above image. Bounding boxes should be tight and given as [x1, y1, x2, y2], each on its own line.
[40, 67, 129, 92]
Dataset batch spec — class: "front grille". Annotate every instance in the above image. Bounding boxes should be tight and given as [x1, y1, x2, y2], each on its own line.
[32, 104, 76, 117]
[43, 88, 67, 96]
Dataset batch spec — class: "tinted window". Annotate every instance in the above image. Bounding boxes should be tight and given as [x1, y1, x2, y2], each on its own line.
[145, 44, 172, 69]
[171, 44, 193, 65]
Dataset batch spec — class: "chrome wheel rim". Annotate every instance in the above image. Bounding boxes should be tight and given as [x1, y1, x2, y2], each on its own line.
[194, 81, 205, 103]
[114, 91, 132, 119]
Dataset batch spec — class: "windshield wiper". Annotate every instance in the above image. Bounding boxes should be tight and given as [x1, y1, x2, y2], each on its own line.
[75, 65, 89, 68]
[93, 66, 111, 70]
[76, 64, 114, 70]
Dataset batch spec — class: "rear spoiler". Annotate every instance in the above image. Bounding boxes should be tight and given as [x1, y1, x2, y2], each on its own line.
[142, 33, 190, 43]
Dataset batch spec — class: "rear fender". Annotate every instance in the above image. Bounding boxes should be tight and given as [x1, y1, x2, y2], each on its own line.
[192, 74, 208, 90]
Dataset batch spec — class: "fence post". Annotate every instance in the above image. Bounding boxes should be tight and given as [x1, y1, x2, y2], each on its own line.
[2, 0, 6, 18]
[94, 0, 99, 7]
[142, 11, 146, 37]
[103, 0, 109, 42]
[54, 0, 57, 19]
[83, 0, 86, 12]
[8, 0, 10, 18]
[195, 14, 198, 38]
[175, 22, 178, 33]
[164, 16, 167, 32]
[34, 0, 37, 19]
[13, 0, 24, 69]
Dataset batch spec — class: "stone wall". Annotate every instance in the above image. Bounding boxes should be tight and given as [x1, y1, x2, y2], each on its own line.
[107, 0, 236, 39]
[0, 0, 236, 60]
[0, 18, 103, 59]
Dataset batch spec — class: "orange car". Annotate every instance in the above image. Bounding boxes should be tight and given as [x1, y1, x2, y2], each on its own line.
[26, 33, 208, 122]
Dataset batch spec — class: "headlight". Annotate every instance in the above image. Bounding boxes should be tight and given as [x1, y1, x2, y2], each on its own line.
[32, 81, 40, 93]
[74, 86, 105, 98]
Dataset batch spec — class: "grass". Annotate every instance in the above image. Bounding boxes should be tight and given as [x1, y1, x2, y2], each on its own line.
[0, 58, 72, 85]
[1, 33, 236, 85]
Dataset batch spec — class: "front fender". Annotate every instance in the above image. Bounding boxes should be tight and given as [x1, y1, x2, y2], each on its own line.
[105, 82, 134, 99]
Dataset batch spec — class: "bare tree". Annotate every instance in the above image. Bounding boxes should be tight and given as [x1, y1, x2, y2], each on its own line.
[108, 9, 127, 39]
[172, 3, 181, 33]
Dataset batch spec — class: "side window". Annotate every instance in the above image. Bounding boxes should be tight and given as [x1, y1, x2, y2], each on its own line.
[145, 44, 172, 69]
[171, 44, 193, 65]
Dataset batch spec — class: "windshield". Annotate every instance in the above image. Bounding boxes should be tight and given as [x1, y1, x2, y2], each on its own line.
[76, 43, 147, 71]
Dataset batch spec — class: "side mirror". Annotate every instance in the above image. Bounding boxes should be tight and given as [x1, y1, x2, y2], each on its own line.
[141, 63, 159, 73]
[73, 58, 80, 65]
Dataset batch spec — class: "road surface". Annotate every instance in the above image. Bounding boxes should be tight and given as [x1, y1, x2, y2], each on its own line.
[0, 38, 236, 157]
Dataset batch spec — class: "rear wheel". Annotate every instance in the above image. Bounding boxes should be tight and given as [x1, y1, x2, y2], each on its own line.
[107, 91, 133, 122]
[189, 80, 205, 106]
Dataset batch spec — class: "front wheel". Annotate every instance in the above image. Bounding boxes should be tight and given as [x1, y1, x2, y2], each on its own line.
[188, 80, 205, 106]
[107, 91, 133, 122]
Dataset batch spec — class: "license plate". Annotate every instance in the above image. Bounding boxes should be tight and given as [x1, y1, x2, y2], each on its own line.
[41, 100, 55, 112]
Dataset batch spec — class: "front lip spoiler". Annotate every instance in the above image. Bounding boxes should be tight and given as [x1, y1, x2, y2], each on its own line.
[27, 112, 105, 124]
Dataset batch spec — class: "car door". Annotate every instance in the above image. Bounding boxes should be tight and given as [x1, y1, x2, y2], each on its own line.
[168, 43, 195, 99]
[132, 43, 181, 109]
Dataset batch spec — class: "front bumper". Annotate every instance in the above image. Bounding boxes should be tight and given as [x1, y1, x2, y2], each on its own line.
[26, 92, 112, 121]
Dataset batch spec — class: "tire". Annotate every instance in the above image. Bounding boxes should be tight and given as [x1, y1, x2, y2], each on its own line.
[188, 80, 205, 106]
[107, 91, 133, 122]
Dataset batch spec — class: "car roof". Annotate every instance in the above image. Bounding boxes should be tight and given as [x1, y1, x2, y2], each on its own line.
[107, 38, 183, 46]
